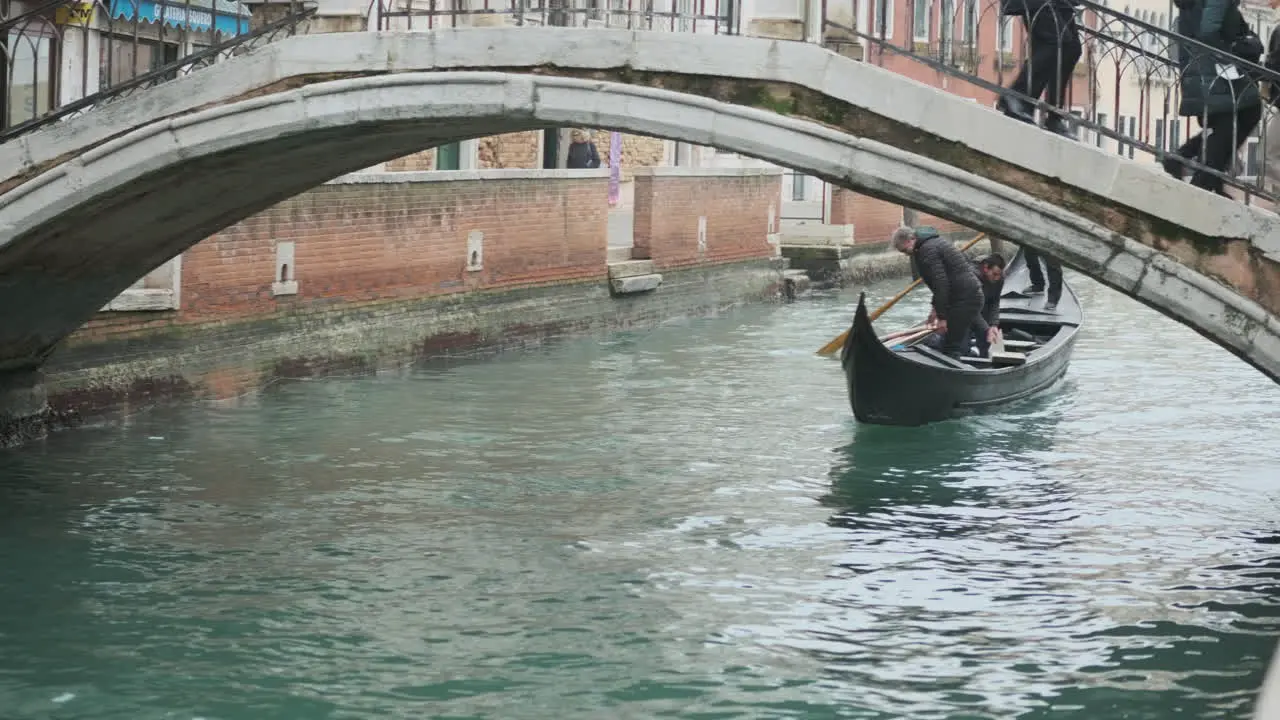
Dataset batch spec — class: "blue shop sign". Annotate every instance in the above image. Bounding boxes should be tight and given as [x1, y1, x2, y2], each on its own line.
[109, 0, 249, 34]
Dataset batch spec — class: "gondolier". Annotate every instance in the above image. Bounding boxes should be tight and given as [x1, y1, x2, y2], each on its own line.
[890, 226, 984, 358]
[840, 249, 1083, 426]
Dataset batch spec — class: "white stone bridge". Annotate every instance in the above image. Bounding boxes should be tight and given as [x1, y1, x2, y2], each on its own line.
[2, 25, 1280, 417]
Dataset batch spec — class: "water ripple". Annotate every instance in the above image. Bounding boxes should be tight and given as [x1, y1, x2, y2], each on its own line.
[0, 274, 1277, 719]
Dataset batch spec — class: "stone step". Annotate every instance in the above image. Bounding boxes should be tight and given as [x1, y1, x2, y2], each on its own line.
[611, 273, 662, 295]
[607, 246, 633, 263]
[607, 259, 655, 279]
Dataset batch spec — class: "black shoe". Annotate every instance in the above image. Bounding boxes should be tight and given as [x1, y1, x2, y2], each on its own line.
[996, 95, 1036, 124]
[1043, 114, 1077, 140]
[1023, 285, 1045, 295]
[1161, 156, 1186, 181]
[1044, 301, 1058, 312]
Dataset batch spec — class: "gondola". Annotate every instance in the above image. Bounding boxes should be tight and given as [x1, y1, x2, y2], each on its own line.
[840, 249, 1082, 426]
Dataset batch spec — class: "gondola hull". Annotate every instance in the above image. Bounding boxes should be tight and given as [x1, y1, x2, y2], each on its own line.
[840, 250, 1082, 426]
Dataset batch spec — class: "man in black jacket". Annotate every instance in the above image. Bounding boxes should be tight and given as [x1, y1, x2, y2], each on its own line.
[891, 226, 985, 358]
[971, 254, 1006, 356]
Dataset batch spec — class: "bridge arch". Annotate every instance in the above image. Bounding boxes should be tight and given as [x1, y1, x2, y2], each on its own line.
[1, 31, 1278, 382]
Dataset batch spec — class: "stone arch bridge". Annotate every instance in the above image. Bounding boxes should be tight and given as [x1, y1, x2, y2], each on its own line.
[2, 27, 1280, 414]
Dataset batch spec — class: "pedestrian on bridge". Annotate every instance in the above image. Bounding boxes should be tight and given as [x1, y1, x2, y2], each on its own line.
[890, 226, 984, 358]
[1260, 0, 1280, 195]
[1164, 0, 1263, 196]
[996, 0, 1082, 139]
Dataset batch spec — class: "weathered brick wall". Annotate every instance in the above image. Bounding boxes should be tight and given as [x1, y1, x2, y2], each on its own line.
[828, 189, 966, 245]
[385, 148, 436, 172]
[479, 131, 541, 169]
[74, 171, 611, 334]
[591, 133, 665, 179]
[632, 168, 782, 269]
[385, 131, 667, 174]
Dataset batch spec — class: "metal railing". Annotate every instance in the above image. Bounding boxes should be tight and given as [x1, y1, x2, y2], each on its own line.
[368, 0, 737, 34]
[4, 0, 1278, 204]
[1, 0, 313, 142]
[830, 0, 1280, 203]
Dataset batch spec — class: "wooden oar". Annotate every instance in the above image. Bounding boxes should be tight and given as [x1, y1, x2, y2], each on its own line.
[877, 324, 928, 343]
[816, 232, 988, 356]
[884, 327, 935, 349]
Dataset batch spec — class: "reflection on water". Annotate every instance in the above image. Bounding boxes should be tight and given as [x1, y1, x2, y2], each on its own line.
[0, 273, 1279, 719]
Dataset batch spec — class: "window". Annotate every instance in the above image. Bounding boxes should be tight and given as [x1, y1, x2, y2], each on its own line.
[913, 0, 930, 41]
[4, 21, 57, 128]
[1096, 112, 1109, 148]
[676, 0, 694, 32]
[962, 0, 977, 45]
[1000, 16, 1014, 52]
[100, 35, 179, 90]
[1245, 136, 1260, 177]
[436, 142, 461, 171]
[861, 0, 895, 39]
[1115, 114, 1127, 155]
[1169, 118, 1182, 148]
[791, 173, 807, 201]
[1154, 119, 1165, 151]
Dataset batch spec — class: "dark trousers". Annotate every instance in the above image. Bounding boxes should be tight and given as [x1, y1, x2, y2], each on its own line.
[1174, 105, 1263, 192]
[1024, 248, 1063, 305]
[925, 300, 983, 357]
[1008, 9, 1082, 110]
[970, 325, 992, 357]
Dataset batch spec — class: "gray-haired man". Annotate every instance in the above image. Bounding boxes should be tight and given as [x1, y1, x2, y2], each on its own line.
[890, 226, 985, 358]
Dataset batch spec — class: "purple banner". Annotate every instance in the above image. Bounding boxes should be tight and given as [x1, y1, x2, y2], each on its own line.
[608, 132, 622, 206]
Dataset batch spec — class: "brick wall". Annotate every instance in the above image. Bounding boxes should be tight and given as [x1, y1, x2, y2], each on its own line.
[386, 148, 436, 172]
[632, 168, 782, 269]
[385, 130, 669, 175]
[827, 190, 966, 245]
[52, 167, 792, 419]
[75, 170, 612, 334]
[479, 131, 541, 169]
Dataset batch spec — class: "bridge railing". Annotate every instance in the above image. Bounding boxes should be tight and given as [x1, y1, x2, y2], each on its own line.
[4, 0, 1278, 205]
[368, 0, 738, 35]
[827, 0, 1280, 204]
[0, 0, 313, 143]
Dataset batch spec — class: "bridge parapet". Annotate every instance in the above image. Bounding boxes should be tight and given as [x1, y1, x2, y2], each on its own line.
[7, 0, 1278, 208]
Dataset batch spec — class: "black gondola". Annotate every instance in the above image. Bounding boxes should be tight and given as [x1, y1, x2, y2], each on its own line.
[840, 249, 1083, 426]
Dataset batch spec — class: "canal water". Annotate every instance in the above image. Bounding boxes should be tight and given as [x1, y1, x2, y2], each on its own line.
[2, 272, 1280, 720]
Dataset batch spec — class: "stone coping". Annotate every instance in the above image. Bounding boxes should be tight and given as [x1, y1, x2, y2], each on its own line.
[631, 166, 785, 178]
[329, 168, 611, 184]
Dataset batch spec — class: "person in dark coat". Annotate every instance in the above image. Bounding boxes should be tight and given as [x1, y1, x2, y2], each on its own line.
[996, 0, 1082, 139]
[565, 129, 601, 169]
[971, 253, 1006, 356]
[891, 226, 984, 358]
[1163, 0, 1263, 195]
[1022, 247, 1063, 312]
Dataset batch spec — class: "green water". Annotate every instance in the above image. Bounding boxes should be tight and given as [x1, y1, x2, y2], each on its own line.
[2, 274, 1279, 719]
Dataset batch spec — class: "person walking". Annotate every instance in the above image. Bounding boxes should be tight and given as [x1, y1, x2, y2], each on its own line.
[1163, 0, 1263, 196]
[996, 0, 1083, 139]
[1261, 0, 1280, 194]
